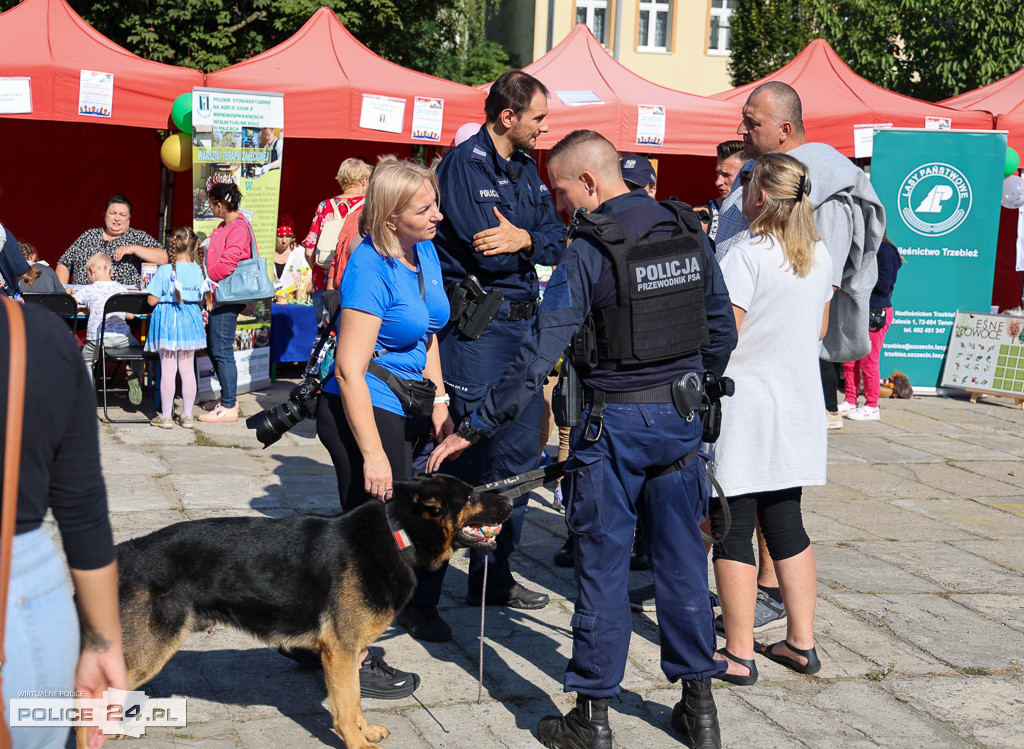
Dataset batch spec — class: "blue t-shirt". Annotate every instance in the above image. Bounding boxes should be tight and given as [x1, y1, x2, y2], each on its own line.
[323, 239, 449, 415]
[147, 261, 207, 303]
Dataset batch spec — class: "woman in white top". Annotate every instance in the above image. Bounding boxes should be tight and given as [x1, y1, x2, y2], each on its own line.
[710, 153, 833, 685]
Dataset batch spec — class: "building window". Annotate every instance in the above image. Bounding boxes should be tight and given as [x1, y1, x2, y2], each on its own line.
[577, 0, 608, 46]
[708, 0, 734, 55]
[637, 0, 671, 52]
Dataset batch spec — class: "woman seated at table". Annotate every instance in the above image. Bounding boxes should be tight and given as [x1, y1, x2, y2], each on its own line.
[56, 193, 167, 286]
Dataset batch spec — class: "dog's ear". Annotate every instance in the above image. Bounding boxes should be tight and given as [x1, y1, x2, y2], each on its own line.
[414, 494, 444, 517]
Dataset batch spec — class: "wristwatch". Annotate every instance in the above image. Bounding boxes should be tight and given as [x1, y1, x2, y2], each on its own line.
[456, 416, 482, 445]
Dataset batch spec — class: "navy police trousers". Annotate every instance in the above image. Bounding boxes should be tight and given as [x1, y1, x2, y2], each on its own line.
[564, 401, 726, 696]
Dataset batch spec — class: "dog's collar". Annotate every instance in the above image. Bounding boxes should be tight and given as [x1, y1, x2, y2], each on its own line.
[384, 499, 421, 568]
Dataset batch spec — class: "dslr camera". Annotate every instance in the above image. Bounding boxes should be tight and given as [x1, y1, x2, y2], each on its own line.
[246, 374, 323, 448]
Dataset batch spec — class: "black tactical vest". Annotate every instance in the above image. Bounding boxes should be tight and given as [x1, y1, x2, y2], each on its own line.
[571, 200, 708, 371]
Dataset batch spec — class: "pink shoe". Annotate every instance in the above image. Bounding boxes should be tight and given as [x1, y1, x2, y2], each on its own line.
[196, 405, 239, 423]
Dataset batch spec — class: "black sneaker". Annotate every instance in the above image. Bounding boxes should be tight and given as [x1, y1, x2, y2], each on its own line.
[671, 679, 720, 749]
[538, 696, 612, 749]
[359, 654, 419, 700]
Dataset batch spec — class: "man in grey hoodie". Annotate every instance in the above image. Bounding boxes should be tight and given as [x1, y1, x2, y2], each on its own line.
[715, 81, 886, 363]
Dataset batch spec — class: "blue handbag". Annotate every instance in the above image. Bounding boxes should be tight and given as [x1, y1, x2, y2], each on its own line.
[213, 220, 275, 305]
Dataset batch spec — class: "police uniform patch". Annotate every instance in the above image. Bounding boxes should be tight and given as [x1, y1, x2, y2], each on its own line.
[629, 251, 703, 298]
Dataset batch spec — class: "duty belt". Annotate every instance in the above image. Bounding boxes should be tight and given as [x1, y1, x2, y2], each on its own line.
[501, 299, 540, 322]
[582, 383, 675, 442]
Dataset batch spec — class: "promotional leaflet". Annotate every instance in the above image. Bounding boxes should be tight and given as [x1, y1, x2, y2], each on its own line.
[191, 87, 284, 397]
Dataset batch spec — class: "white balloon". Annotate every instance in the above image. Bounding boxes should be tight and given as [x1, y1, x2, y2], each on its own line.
[1001, 175, 1024, 209]
[454, 122, 482, 146]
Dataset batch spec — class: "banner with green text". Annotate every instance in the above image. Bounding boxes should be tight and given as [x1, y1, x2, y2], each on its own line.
[191, 87, 284, 398]
[871, 129, 1006, 389]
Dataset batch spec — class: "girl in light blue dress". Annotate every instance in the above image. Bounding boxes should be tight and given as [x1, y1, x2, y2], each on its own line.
[146, 226, 211, 428]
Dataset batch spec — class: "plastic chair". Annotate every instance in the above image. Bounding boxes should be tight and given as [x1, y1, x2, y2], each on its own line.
[95, 292, 158, 423]
[22, 292, 79, 335]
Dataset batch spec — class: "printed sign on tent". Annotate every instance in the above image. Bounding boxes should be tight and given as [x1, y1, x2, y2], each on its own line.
[78, 70, 113, 118]
[636, 105, 665, 147]
[871, 129, 1006, 389]
[411, 96, 444, 142]
[0, 77, 31, 114]
[360, 94, 406, 134]
[852, 123, 892, 159]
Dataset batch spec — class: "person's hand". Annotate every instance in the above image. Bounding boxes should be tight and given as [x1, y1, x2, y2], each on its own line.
[75, 644, 128, 748]
[473, 207, 532, 256]
[112, 245, 137, 261]
[363, 449, 393, 500]
[425, 433, 471, 473]
[431, 406, 454, 442]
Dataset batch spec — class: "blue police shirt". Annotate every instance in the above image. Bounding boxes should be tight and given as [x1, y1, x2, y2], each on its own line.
[469, 189, 738, 435]
[434, 127, 567, 302]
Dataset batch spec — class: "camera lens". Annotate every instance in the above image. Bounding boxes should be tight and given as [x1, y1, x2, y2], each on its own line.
[246, 400, 305, 449]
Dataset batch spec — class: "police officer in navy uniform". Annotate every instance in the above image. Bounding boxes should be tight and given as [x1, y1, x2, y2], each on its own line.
[396, 70, 567, 642]
[429, 130, 737, 749]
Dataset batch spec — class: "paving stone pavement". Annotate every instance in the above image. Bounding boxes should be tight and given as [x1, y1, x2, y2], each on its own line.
[61, 385, 1024, 748]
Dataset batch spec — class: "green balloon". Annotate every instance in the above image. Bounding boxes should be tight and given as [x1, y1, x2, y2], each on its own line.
[171, 93, 193, 133]
[1005, 146, 1019, 178]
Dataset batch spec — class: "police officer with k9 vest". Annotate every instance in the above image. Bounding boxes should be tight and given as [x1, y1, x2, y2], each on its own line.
[428, 130, 738, 749]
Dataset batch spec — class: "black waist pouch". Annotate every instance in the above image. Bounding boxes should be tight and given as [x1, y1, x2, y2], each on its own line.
[367, 360, 437, 418]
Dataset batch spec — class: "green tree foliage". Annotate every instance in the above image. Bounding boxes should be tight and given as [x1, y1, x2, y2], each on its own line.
[0, 0, 507, 85]
[730, 0, 1024, 101]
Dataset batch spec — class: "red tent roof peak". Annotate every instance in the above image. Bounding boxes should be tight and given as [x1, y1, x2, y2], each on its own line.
[0, 0, 204, 127]
[711, 38, 992, 155]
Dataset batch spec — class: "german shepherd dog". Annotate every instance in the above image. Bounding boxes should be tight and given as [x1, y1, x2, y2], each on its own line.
[85, 474, 510, 749]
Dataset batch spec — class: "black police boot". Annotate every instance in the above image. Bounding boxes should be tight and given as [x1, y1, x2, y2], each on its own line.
[671, 678, 721, 749]
[537, 694, 613, 749]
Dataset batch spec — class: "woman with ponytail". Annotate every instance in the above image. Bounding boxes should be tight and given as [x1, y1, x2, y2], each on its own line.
[710, 153, 833, 685]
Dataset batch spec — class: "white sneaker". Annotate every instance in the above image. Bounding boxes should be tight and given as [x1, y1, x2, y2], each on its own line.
[847, 405, 880, 421]
[837, 400, 858, 415]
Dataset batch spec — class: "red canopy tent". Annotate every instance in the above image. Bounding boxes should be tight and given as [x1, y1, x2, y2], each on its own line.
[941, 70, 1024, 152]
[484, 24, 741, 158]
[476, 24, 742, 205]
[0, 0, 203, 263]
[943, 75, 1024, 310]
[712, 39, 993, 157]
[205, 7, 487, 230]
[206, 8, 485, 144]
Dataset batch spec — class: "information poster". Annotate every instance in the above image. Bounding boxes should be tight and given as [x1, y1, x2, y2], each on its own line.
[871, 129, 1006, 389]
[411, 96, 444, 142]
[636, 105, 665, 147]
[192, 87, 284, 396]
[0, 77, 31, 114]
[360, 93, 405, 134]
[78, 70, 113, 118]
[939, 311, 1024, 396]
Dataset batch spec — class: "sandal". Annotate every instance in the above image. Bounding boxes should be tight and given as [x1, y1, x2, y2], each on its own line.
[714, 647, 758, 686]
[757, 640, 821, 675]
[196, 405, 239, 423]
[176, 415, 195, 429]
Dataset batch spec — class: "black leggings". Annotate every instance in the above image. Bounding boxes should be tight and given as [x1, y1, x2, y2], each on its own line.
[315, 392, 412, 512]
[820, 359, 841, 412]
[711, 486, 809, 566]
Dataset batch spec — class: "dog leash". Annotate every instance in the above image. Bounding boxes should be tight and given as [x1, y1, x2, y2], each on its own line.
[472, 460, 567, 704]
